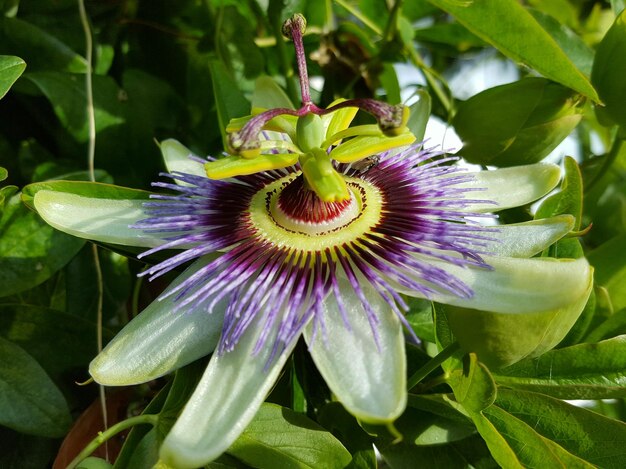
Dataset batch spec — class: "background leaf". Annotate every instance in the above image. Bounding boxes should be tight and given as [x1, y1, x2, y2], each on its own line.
[0, 55, 25, 99]
[0, 192, 84, 297]
[0, 337, 71, 437]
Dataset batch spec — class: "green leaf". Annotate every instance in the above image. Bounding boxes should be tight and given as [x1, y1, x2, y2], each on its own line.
[22, 72, 125, 142]
[447, 353, 497, 413]
[453, 78, 583, 166]
[406, 89, 431, 143]
[113, 381, 172, 469]
[414, 22, 485, 50]
[379, 436, 497, 469]
[379, 63, 401, 104]
[76, 457, 114, 469]
[0, 337, 71, 437]
[208, 57, 251, 151]
[0, 55, 25, 99]
[481, 405, 594, 468]
[584, 308, 626, 342]
[0, 18, 87, 73]
[591, 9, 626, 127]
[535, 156, 583, 230]
[392, 404, 475, 446]
[529, 9, 594, 77]
[0, 304, 107, 381]
[156, 359, 207, 442]
[495, 389, 626, 468]
[494, 336, 626, 399]
[406, 297, 436, 343]
[63, 244, 131, 321]
[0, 192, 84, 297]
[469, 412, 523, 469]
[588, 234, 626, 312]
[316, 402, 376, 469]
[427, 0, 599, 101]
[0, 426, 56, 469]
[0, 166, 7, 182]
[227, 403, 352, 469]
[252, 76, 294, 110]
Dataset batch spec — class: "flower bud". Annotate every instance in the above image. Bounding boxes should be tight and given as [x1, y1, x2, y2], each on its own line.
[591, 10, 626, 129]
[453, 78, 583, 167]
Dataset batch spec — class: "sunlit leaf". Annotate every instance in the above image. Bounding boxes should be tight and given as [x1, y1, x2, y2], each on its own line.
[0, 55, 25, 99]
[427, 0, 599, 101]
[494, 336, 626, 399]
[227, 403, 352, 469]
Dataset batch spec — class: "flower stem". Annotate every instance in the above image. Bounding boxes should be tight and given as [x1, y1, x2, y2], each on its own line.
[66, 414, 159, 469]
[407, 341, 461, 389]
[283, 14, 312, 105]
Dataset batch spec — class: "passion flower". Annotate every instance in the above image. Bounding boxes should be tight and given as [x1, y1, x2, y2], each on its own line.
[31, 14, 593, 469]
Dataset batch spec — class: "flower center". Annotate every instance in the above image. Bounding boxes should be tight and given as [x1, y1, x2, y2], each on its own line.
[272, 176, 360, 235]
[248, 172, 383, 252]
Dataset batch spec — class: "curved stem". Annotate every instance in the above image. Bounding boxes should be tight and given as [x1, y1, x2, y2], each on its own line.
[384, 0, 403, 43]
[78, 0, 109, 460]
[407, 341, 461, 389]
[66, 414, 159, 469]
[586, 133, 624, 192]
[406, 47, 454, 117]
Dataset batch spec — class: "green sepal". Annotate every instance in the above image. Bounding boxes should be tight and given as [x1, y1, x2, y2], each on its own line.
[535, 156, 583, 230]
[442, 269, 593, 369]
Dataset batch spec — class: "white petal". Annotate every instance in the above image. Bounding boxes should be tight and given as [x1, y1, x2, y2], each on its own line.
[90, 257, 223, 385]
[304, 280, 407, 423]
[424, 256, 593, 314]
[458, 163, 561, 212]
[33, 190, 164, 247]
[484, 215, 574, 257]
[160, 139, 207, 181]
[160, 314, 303, 468]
